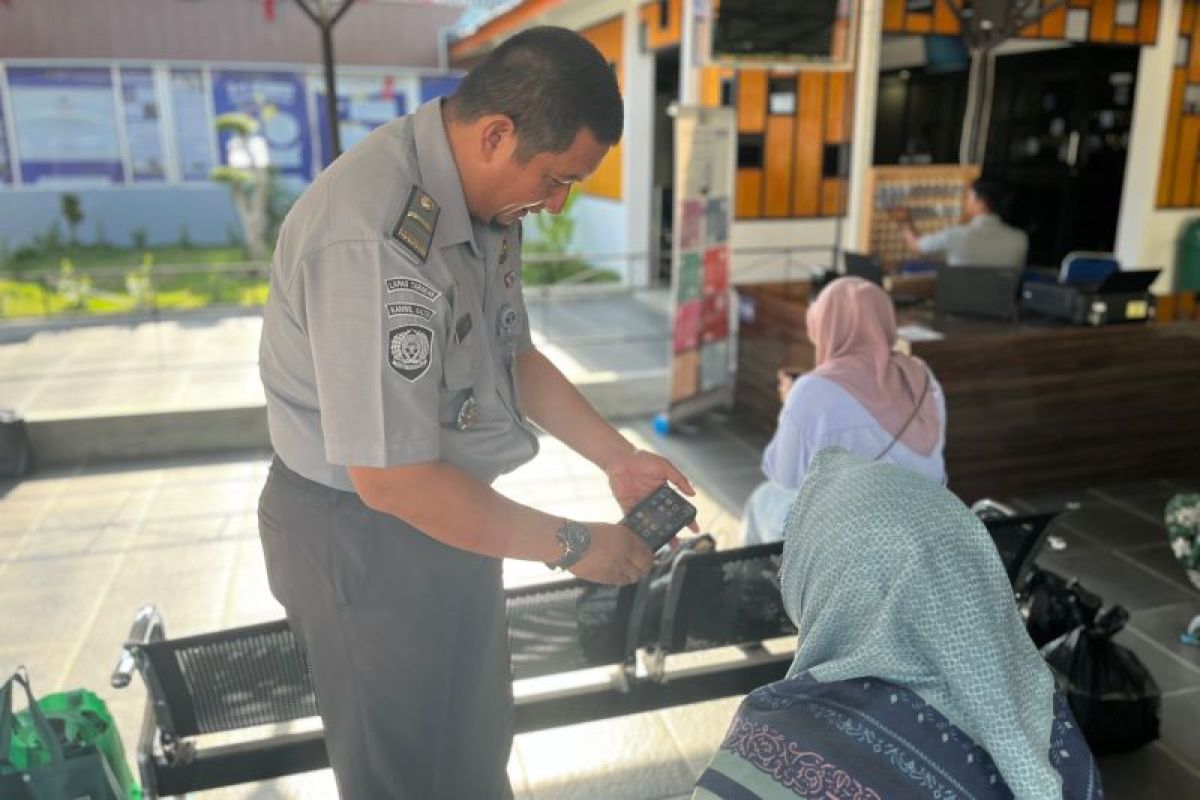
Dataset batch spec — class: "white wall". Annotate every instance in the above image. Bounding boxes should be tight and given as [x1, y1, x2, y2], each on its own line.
[1115, 0, 1190, 290]
[730, 219, 841, 284]
[622, 0, 655, 286]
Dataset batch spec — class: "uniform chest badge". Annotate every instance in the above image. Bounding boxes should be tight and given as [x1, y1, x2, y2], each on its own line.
[455, 391, 479, 431]
[388, 325, 433, 382]
[504, 269, 517, 289]
[391, 186, 439, 265]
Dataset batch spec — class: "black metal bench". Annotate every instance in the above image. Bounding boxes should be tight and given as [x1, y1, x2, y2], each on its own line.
[111, 505, 1053, 798]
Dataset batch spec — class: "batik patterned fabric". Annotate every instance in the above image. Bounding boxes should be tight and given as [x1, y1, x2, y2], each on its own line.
[1165, 494, 1200, 592]
[778, 448, 1073, 799]
[694, 673, 1100, 800]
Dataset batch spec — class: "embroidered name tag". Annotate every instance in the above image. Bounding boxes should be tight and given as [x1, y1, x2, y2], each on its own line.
[386, 302, 435, 320]
[385, 277, 442, 301]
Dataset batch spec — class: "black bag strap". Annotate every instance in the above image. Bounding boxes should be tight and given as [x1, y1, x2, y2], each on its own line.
[0, 668, 65, 769]
[874, 369, 932, 462]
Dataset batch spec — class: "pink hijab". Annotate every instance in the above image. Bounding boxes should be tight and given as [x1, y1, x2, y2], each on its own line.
[806, 276, 941, 456]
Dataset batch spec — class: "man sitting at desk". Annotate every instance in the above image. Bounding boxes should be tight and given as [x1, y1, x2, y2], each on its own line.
[893, 178, 1028, 268]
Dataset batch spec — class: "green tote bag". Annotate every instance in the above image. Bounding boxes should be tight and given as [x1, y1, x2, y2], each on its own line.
[0, 668, 139, 800]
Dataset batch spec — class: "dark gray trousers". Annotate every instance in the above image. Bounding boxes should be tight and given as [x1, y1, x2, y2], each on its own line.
[258, 457, 514, 800]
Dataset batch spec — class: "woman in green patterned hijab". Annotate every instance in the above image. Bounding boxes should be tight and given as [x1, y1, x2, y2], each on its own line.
[696, 448, 1100, 799]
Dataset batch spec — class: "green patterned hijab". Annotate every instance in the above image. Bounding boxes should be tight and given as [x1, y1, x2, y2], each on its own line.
[781, 448, 1061, 799]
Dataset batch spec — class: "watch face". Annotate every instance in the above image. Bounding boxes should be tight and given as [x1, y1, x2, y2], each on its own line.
[561, 522, 590, 552]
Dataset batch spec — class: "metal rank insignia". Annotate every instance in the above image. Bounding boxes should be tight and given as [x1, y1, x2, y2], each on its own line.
[499, 237, 509, 265]
[455, 390, 479, 431]
[391, 185, 439, 264]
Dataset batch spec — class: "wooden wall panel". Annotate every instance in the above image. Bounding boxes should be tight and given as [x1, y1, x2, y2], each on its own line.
[736, 169, 763, 218]
[640, 0, 681, 51]
[820, 178, 845, 217]
[882, 0, 1160, 44]
[737, 70, 767, 133]
[824, 71, 849, 142]
[578, 16, 623, 200]
[1091, 0, 1117, 41]
[764, 115, 795, 217]
[1157, 0, 1200, 208]
[1043, 6, 1068, 38]
[1174, 117, 1200, 207]
[792, 73, 825, 217]
[1158, 70, 1186, 207]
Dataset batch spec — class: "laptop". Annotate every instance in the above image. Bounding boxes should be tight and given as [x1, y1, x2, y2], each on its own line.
[842, 251, 884, 286]
[934, 265, 1023, 321]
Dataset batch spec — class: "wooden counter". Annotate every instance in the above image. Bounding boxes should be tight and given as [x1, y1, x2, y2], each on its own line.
[734, 283, 1200, 503]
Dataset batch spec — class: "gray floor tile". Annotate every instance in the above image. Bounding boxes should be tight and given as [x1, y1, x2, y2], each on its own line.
[1128, 602, 1200, 669]
[516, 711, 694, 800]
[1056, 502, 1168, 552]
[1111, 626, 1200, 695]
[1159, 688, 1200, 769]
[657, 696, 743, 777]
[1032, 549, 1196, 613]
[1120, 544, 1198, 593]
[1098, 742, 1200, 798]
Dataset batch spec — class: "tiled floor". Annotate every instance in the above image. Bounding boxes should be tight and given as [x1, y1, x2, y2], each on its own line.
[4, 414, 1198, 797]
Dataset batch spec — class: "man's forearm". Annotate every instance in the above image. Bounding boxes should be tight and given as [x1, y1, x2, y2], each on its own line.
[516, 348, 635, 471]
[348, 461, 562, 562]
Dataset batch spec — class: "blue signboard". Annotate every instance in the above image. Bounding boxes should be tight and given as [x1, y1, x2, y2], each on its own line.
[315, 76, 406, 167]
[121, 68, 166, 182]
[7, 67, 123, 185]
[0, 84, 11, 185]
[170, 69, 213, 182]
[212, 70, 311, 180]
[419, 75, 461, 103]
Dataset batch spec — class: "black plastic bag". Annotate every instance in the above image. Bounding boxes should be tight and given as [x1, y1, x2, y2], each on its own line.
[1022, 568, 1101, 649]
[1041, 604, 1161, 755]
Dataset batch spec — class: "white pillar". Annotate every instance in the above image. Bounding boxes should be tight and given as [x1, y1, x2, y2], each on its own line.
[844, 0, 885, 252]
[623, 2, 655, 287]
[1114, 0, 1187, 289]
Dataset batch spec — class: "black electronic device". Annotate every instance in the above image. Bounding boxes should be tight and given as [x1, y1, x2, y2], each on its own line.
[1022, 268, 1159, 326]
[843, 251, 884, 286]
[934, 264, 1022, 321]
[620, 484, 698, 552]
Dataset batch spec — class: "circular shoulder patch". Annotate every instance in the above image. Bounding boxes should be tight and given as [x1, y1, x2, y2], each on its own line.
[388, 325, 433, 382]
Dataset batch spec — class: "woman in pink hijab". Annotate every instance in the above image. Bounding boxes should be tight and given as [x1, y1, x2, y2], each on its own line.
[741, 277, 947, 545]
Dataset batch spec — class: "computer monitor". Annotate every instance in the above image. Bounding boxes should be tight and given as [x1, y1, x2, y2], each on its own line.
[935, 265, 1022, 321]
[843, 251, 883, 286]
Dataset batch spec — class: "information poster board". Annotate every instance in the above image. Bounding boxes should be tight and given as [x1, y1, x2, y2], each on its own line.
[169, 69, 213, 182]
[0, 83, 11, 185]
[314, 75, 408, 167]
[212, 70, 311, 180]
[666, 106, 736, 425]
[7, 67, 123, 185]
[120, 68, 166, 182]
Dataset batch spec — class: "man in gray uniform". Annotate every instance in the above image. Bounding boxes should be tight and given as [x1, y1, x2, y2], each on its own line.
[257, 26, 694, 799]
[893, 178, 1028, 267]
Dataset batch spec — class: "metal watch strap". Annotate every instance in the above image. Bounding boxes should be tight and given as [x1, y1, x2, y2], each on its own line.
[546, 521, 588, 570]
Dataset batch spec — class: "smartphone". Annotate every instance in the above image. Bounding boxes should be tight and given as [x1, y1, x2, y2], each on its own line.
[620, 484, 698, 552]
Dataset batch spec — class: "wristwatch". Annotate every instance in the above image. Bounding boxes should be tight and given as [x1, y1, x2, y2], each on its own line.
[546, 520, 591, 570]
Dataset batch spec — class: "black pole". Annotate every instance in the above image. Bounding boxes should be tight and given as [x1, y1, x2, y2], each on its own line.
[292, 0, 357, 165]
[321, 19, 341, 158]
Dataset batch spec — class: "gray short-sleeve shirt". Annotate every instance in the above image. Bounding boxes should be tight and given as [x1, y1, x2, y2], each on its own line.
[260, 100, 539, 492]
[916, 213, 1029, 267]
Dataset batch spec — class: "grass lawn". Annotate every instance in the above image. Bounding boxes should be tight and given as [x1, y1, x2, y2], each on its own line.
[4, 245, 251, 275]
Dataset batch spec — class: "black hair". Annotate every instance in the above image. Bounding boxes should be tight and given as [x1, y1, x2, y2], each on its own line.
[970, 178, 1009, 216]
[447, 26, 623, 161]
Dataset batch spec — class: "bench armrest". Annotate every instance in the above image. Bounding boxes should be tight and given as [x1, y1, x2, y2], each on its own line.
[111, 605, 165, 689]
